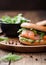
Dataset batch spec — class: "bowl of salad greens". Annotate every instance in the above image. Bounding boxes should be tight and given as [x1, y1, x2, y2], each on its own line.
[0, 14, 30, 37]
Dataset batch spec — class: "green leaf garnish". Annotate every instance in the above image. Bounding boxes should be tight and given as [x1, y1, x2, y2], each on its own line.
[0, 53, 22, 61]
[17, 28, 26, 33]
[32, 30, 37, 35]
[40, 32, 45, 39]
[20, 37, 34, 43]
[0, 37, 8, 42]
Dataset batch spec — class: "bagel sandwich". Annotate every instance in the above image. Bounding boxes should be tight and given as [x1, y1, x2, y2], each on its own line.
[18, 22, 46, 45]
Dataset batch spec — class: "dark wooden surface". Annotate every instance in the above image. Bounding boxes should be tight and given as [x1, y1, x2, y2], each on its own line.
[0, 0, 46, 10]
[0, 11, 46, 65]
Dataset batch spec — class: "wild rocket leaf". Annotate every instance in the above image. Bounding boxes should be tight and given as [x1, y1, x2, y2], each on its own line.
[2, 14, 30, 24]
[0, 53, 22, 61]
[0, 37, 9, 42]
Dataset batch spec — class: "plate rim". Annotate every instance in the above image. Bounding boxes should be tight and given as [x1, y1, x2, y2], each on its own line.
[0, 43, 46, 48]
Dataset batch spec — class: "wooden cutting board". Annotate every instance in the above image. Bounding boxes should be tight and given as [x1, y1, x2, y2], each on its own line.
[0, 34, 46, 52]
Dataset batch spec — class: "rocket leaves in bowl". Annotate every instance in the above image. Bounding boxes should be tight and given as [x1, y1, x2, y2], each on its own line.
[2, 14, 30, 24]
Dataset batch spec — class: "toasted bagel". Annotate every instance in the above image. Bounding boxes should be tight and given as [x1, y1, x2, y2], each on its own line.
[21, 22, 46, 32]
[36, 20, 46, 25]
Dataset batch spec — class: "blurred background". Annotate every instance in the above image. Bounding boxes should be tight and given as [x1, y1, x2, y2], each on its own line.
[0, 0, 46, 10]
[0, 0, 46, 23]
[0, 0, 46, 35]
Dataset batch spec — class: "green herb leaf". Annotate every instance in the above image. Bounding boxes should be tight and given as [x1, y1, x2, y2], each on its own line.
[0, 37, 8, 41]
[20, 37, 34, 43]
[17, 28, 26, 33]
[40, 32, 45, 39]
[0, 53, 22, 61]
[2, 16, 12, 24]
[32, 30, 37, 35]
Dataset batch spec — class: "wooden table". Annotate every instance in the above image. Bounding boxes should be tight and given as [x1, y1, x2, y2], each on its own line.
[0, 50, 46, 65]
[0, 11, 46, 65]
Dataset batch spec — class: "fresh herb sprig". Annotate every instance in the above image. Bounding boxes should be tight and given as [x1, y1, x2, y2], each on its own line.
[0, 53, 22, 61]
[0, 37, 8, 42]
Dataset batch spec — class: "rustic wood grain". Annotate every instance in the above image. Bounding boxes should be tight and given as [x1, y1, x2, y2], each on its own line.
[40, 53, 46, 65]
[10, 53, 46, 65]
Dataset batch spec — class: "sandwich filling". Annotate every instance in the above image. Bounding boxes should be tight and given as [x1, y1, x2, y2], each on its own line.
[18, 28, 46, 44]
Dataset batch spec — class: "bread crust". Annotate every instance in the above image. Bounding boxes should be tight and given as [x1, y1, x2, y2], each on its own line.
[36, 20, 46, 25]
[21, 23, 46, 32]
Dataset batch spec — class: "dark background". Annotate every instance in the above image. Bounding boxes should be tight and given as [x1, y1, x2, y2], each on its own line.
[0, 0, 46, 10]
